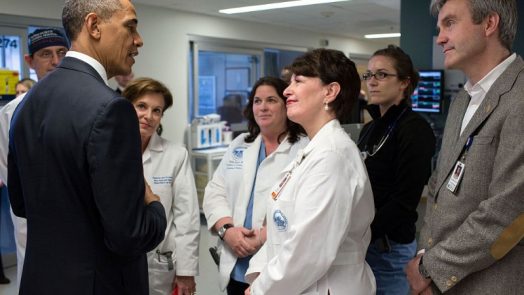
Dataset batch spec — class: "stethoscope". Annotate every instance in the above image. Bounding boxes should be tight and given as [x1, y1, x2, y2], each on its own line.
[357, 108, 407, 160]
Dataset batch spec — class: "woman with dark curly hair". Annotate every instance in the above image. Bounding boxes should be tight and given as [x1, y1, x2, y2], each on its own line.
[203, 76, 307, 295]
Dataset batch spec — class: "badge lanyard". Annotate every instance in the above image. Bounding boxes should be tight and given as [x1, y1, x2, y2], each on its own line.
[446, 136, 473, 193]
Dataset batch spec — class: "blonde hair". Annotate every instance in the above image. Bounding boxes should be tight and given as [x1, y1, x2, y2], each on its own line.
[16, 78, 36, 90]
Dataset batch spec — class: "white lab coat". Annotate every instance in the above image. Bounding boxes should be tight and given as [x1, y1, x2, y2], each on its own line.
[143, 133, 200, 295]
[247, 120, 376, 295]
[0, 93, 26, 289]
[203, 132, 308, 291]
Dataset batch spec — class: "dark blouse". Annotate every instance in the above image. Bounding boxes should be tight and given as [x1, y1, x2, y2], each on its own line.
[358, 103, 436, 244]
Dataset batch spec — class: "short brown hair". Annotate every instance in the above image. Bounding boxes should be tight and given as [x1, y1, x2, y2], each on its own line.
[290, 48, 361, 121]
[122, 77, 173, 112]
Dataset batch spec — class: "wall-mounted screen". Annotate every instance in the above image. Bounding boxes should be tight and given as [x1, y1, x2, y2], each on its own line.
[411, 70, 444, 113]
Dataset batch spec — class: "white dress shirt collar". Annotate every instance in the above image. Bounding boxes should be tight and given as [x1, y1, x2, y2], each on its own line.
[65, 51, 109, 86]
[464, 53, 516, 95]
[460, 53, 516, 134]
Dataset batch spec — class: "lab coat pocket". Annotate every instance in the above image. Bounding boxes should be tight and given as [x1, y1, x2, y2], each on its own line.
[271, 200, 294, 245]
[147, 251, 176, 295]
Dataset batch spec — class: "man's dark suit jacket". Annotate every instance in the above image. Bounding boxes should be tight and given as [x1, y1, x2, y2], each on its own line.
[8, 57, 167, 294]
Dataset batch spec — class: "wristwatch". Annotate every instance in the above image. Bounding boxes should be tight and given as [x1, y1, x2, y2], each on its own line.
[217, 223, 233, 240]
[419, 255, 431, 279]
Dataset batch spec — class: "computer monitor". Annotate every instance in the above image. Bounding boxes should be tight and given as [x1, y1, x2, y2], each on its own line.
[411, 70, 444, 113]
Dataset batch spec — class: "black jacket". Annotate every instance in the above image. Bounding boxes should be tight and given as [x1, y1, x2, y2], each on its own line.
[8, 57, 166, 294]
[358, 103, 435, 243]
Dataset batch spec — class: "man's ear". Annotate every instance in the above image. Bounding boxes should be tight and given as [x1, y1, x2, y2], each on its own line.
[24, 54, 33, 68]
[484, 12, 500, 38]
[85, 13, 102, 39]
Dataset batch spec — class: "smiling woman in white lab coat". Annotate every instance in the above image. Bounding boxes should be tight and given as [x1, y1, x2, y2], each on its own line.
[246, 49, 376, 295]
[203, 77, 308, 295]
[123, 78, 200, 295]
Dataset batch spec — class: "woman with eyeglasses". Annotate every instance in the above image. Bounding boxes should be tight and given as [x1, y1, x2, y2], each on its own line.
[357, 45, 435, 295]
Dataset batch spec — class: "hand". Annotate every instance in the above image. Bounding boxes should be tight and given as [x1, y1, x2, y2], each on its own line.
[173, 275, 196, 295]
[406, 254, 432, 294]
[244, 286, 251, 295]
[244, 235, 261, 255]
[144, 179, 160, 205]
[223, 226, 256, 258]
[244, 227, 265, 254]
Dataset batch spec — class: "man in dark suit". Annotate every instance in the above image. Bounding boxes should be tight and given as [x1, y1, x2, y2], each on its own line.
[406, 0, 523, 294]
[0, 28, 70, 290]
[7, 0, 167, 294]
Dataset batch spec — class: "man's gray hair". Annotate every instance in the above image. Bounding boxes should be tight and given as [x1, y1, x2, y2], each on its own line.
[62, 0, 124, 41]
[430, 0, 517, 50]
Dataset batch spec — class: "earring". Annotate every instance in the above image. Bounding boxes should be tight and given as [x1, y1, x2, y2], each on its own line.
[324, 101, 329, 111]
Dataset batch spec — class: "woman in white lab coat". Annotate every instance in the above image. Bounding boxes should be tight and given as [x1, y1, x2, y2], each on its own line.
[203, 76, 308, 295]
[123, 78, 200, 295]
[246, 49, 376, 295]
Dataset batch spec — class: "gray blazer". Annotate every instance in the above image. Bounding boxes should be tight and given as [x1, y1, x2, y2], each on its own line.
[419, 55, 524, 294]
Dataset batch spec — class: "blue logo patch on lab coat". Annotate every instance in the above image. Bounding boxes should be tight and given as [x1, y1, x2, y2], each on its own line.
[226, 147, 245, 170]
[273, 209, 288, 232]
[232, 148, 244, 161]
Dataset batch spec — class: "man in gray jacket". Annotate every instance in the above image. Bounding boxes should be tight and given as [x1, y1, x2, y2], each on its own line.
[406, 0, 523, 294]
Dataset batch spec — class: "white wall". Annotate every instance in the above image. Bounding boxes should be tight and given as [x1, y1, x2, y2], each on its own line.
[1, 0, 390, 143]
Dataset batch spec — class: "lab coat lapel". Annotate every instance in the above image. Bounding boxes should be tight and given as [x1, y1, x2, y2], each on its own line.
[235, 136, 261, 224]
[251, 136, 293, 226]
[142, 133, 163, 182]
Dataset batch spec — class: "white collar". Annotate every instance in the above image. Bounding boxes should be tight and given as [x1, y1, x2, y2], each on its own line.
[283, 119, 339, 170]
[464, 53, 516, 95]
[303, 119, 339, 156]
[146, 132, 163, 152]
[65, 51, 109, 86]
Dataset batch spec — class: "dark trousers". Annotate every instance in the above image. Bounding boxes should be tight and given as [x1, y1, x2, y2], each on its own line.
[227, 278, 249, 295]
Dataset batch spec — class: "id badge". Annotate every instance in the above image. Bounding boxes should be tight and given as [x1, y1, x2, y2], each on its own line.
[271, 171, 292, 201]
[446, 161, 465, 193]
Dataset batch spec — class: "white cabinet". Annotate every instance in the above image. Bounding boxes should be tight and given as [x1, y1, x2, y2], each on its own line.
[190, 147, 228, 208]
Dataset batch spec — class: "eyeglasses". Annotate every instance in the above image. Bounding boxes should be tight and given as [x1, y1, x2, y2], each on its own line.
[34, 49, 68, 60]
[361, 71, 398, 81]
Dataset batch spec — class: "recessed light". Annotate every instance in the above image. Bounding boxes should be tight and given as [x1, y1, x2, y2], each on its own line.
[365, 33, 401, 39]
[219, 0, 351, 14]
